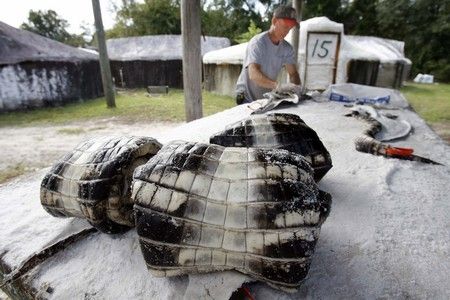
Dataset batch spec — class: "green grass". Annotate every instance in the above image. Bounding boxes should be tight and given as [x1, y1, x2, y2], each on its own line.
[0, 89, 235, 127]
[1, 84, 447, 128]
[400, 82, 450, 123]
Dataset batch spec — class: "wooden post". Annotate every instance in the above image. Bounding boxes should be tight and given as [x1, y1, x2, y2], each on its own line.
[292, 0, 303, 63]
[181, 0, 203, 121]
[92, 0, 116, 108]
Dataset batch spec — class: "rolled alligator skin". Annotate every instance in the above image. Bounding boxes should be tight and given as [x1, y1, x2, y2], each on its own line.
[209, 113, 332, 182]
[40, 136, 162, 233]
[132, 141, 331, 291]
[347, 110, 442, 165]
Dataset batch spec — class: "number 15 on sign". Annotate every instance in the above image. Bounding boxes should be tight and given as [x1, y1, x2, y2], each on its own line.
[308, 33, 338, 64]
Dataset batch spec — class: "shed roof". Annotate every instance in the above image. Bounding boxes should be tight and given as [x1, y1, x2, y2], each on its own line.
[0, 21, 98, 65]
[106, 34, 230, 61]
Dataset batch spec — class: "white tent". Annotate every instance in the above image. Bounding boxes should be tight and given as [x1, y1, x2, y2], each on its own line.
[203, 43, 248, 96]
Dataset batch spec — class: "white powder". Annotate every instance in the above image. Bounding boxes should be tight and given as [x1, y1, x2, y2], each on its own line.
[0, 97, 449, 299]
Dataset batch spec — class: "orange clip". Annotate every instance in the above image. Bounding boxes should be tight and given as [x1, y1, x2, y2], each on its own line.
[385, 147, 414, 157]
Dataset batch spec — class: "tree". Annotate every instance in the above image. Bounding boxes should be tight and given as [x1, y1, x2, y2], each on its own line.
[201, 0, 269, 42]
[21, 10, 86, 47]
[107, 0, 181, 38]
[343, 0, 379, 36]
[108, 0, 285, 43]
[21, 10, 71, 42]
[376, 0, 450, 81]
[303, 0, 346, 23]
[235, 20, 262, 43]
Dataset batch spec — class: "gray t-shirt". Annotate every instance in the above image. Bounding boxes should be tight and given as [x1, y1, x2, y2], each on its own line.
[236, 31, 296, 102]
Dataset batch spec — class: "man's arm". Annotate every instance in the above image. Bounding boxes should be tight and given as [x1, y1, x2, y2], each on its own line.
[248, 63, 278, 90]
[248, 62, 301, 90]
[285, 64, 301, 85]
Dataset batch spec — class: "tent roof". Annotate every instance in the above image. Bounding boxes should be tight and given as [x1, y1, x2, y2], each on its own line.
[298, 16, 344, 34]
[106, 35, 230, 61]
[0, 21, 98, 65]
[203, 42, 247, 65]
[342, 35, 411, 63]
[202, 35, 411, 65]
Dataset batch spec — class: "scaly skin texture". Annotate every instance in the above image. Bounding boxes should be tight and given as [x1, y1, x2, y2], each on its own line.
[210, 113, 333, 182]
[40, 136, 161, 233]
[132, 141, 331, 292]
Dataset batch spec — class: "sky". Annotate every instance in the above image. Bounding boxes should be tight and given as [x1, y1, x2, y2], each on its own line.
[0, 0, 121, 34]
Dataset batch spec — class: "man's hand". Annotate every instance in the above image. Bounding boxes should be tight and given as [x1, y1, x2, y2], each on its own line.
[274, 82, 302, 95]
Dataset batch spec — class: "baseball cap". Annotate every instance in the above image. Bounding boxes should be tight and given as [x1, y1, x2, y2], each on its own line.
[273, 5, 299, 27]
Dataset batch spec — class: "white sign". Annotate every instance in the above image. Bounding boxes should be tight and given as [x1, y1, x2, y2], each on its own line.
[305, 33, 340, 89]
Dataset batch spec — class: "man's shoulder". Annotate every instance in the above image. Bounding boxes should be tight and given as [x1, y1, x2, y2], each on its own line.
[248, 31, 268, 45]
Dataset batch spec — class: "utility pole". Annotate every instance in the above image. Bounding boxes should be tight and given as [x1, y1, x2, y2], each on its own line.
[181, 0, 203, 122]
[292, 0, 303, 63]
[92, 0, 115, 108]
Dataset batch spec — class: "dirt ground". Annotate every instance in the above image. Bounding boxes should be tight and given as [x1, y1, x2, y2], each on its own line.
[0, 118, 181, 183]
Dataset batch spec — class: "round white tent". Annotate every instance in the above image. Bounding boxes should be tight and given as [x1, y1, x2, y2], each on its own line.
[203, 43, 247, 96]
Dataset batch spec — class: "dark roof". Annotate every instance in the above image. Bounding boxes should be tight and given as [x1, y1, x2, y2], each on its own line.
[0, 21, 98, 65]
[106, 35, 230, 61]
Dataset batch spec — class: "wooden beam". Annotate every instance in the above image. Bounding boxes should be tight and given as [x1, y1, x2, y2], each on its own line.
[181, 0, 203, 121]
[292, 0, 303, 63]
[92, 0, 116, 108]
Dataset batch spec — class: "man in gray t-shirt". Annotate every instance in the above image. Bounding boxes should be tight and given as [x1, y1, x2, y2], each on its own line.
[235, 5, 301, 104]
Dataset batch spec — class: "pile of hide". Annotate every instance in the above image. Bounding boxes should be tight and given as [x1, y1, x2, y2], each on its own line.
[40, 113, 333, 292]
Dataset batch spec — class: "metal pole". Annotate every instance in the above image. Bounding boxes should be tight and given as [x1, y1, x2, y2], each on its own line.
[92, 0, 116, 108]
[181, 0, 203, 121]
